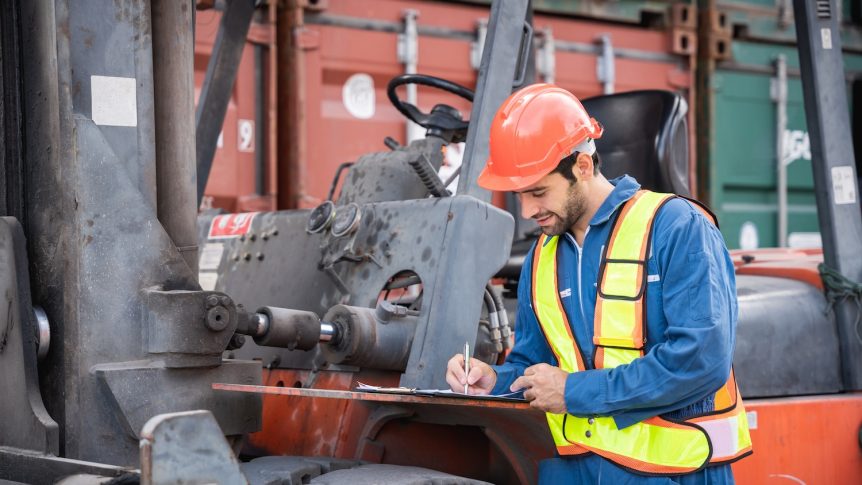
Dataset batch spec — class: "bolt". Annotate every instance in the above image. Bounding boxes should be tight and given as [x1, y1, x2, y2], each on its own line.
[242, 252, 251, 262]
[219, 295, 231, 306]
[205, 305, 230, 332]
[256, 252, 264, 261]
[227, 334, 246, 350]
[206, 295, 220, 308]
[271, 229, 279, 236]
[249, 233, 256, 242]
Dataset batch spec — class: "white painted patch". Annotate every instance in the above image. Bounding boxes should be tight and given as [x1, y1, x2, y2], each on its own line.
[237, 119, 254, 152]
[199, 272, 218, 291]
[739, 221, 759, 250]
[559, 288, 572, 298]
[647, 274, 660, 283]
[788, 232, 822, 249]
[746, 410, 757, 430]
[91, 75, 137, 127]
[199, 243, 225, 271]
[342, 73, 375, 119]
[831, 166, 857, 205]
[821, 27, 833, 50]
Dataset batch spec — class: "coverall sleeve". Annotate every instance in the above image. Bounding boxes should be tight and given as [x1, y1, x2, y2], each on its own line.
[490, 246, 556, 395]
[563, 200, 738, 427]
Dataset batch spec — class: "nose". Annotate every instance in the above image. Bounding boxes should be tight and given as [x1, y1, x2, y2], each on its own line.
[520, 195, 539, 220]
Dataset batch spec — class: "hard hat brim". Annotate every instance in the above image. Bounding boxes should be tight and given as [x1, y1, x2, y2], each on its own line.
[477, 164, 553, 192]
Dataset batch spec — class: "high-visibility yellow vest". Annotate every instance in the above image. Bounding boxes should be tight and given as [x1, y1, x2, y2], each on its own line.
[531, 190, 753, 475]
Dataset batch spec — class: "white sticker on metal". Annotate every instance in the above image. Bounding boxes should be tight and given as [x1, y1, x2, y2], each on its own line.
[199, 243, 225, 271]
[647, 274, 660, 283]
[199, 272, 218, 291]
[342, 73, 375, 119]
[237, 119, 255, 152]
[91, 75, 138, 127]
[831, 166, 857, 205]
[746, 410, 757, 430]
[821, 28, 833, 50]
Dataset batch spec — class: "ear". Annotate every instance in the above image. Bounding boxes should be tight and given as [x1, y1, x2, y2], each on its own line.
[571, 152, 595, 183]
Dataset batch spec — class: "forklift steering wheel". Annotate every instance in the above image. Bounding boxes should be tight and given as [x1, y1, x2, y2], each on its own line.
[387, 74, 474, 142]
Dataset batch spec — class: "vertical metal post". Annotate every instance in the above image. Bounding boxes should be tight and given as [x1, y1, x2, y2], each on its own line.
[195, 0, 256, 205]
[537, 27, 555, 84]
[152, 0, 198, 274]
[470, 19, 488, 71]
[597, 35, 615, 95]
[793, 0, 862, 390]
[772, 54, 788, 247]
[398, 10, 422, 143]
[254, 43, 266, 196]
[457, 0, 532, 201]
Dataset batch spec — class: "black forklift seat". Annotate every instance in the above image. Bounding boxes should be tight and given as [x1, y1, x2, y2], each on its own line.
[501, 90, 691, 281]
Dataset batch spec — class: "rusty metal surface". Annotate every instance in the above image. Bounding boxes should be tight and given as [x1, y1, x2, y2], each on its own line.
[217, 378, 550, 484]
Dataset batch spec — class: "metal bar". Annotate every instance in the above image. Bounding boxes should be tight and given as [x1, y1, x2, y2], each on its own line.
[306, 12, 684, 66]
[254, 43, 265, 196]
[305, 12, 475, 40]
[277, 0, 304, 209]
[152, 0, 198, 274]
[555, 39, 682, 64]
[596, 35, 615, 95]
[470, 19, 488, 71]
[793, 0, 862, 390]
[773, 54, 789, 247]
[195, 0, 256, 205]
[0, 448, 132, 483]
[457, 0, 531, 200]
[719, 60, 862, 82]
[536, 26, 555, 83]
[398, 10, 423, 143]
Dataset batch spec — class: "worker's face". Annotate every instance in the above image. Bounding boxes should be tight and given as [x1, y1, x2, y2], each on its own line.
[517, 172, 586, 236]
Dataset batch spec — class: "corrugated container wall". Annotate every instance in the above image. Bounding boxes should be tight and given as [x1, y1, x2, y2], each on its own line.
[697, 1, 862, 249]
[194, 0, 695, 212]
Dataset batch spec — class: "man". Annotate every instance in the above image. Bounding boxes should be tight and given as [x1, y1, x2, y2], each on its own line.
[445, 84, 752, 484]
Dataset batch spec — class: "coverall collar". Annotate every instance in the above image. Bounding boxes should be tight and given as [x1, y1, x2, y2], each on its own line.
[588, 174, 641, 227]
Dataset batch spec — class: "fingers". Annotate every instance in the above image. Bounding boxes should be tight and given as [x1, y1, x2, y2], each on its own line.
[511, 375, 530, 393]
[445, 354, 466, 392]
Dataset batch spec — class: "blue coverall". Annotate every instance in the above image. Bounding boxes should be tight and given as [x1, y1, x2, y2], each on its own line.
[491, 175, 739, 484]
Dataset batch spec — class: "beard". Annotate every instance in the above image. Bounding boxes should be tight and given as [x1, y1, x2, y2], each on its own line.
[535, 182, 587, 236]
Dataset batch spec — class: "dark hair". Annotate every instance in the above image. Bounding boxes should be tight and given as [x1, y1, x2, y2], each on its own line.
[551, 150, 602, 182]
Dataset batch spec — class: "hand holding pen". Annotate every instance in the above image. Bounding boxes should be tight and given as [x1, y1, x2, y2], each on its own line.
[445, 343, 498, 395]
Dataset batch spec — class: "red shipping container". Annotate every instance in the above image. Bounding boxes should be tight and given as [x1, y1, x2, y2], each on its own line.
[194, 0, 694, 211]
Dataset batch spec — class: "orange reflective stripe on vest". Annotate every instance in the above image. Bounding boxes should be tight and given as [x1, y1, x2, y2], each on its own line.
[530, 190, 752, 475]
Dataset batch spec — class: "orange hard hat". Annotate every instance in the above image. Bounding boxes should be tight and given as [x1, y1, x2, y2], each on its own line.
[478, 84, 603, 191]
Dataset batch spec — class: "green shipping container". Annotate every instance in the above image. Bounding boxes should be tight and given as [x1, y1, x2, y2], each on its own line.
[718, 0, 862, 49]
[701, 40, 862, 249]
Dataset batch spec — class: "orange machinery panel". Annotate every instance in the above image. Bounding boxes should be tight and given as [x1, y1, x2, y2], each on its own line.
[194, 0, 693, 211]
[733, 394, 862, 484]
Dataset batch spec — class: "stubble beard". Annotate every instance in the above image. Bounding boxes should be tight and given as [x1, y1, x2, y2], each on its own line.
[539, 182, 587, 237]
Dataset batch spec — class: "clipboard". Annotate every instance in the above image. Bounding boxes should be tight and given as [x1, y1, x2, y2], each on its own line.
[356, 382, 527, 403]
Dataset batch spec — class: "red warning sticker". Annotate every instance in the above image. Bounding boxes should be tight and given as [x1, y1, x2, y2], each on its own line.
[208, 212, 259, 239]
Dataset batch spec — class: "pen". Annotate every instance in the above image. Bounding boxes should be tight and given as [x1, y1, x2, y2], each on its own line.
[464, 341, 470, 394]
